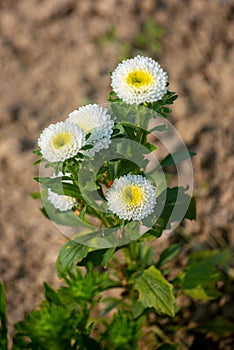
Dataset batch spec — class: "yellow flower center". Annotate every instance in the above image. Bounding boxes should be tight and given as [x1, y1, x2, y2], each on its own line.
[122, 185, 144, 207]
[126, 70, 153, 89]
[52, 132, 72, 149]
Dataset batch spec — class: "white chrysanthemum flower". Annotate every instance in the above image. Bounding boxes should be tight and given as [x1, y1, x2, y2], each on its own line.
[67, 104, 114, 156]
[106, 174, 156, 221]
[48, 172, 77, 211]
[48, 189, 77, 211]
[38, 121, 85, 162]
[111, 56, 168, 105]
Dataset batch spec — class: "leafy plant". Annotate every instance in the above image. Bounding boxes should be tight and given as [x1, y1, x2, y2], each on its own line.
[1, 240, 231, 349]
[1, 54, 233, 350]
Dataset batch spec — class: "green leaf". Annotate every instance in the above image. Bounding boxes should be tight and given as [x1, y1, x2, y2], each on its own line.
[160, 150, 196, 168]
[134, 266, 175, 317]
[176, 249, 231, 300]
[41, 190, 93, 229]
[102, 248, 116, 268]
[152, 325, 172, 343]
[159, 187, 196, 224]
[78, 249, 105, 267]
[34, 176, 81, 198]
[144, 142, 157, 152]
[78, 248, 114, 268]
[29, 191, 41, 199]
[44, 283, 64, 307]
[99, 298, 122, 317]
[138, 244, 155, 268]
[101, 311, 143, 349]
[140, 187, 196, 242]
[184, 196, 196, 220]
[108, 90, 122, 102]
[56, 240, 89, 278]
[0, 282, 8, 350]
[33, 158, 44, 165]
[139, 228, 162, 242]
[116, 159, 141, 177]
[82, 180, 100, 191]
[132, 301, 145, 319]
[145, 91, 178, 117]
[199, 316, 234, 337]
[32, 149, 42, 156]
[149, 124, 170, 133]
[13, 304, 73, 349]
[156, 244, 181, 268]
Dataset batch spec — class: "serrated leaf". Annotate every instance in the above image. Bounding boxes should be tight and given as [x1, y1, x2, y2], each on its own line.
[134, 266, 175, 317]
[0, 282, 8, 350]
[56, 240, 89, 277]
[176, 249, 231, 300]
[160, 150, 196, 168]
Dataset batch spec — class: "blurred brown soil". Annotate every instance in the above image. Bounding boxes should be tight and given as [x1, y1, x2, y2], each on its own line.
[0, 0, 234, 343]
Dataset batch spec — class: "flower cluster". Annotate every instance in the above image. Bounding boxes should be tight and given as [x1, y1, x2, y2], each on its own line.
[38, 104, 113, 162]
[36, 55, 170, 224]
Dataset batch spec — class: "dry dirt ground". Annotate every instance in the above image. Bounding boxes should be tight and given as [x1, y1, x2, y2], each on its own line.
[0, 0, 234, 344]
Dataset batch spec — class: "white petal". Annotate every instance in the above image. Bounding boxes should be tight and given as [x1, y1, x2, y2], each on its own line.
[111, 56, 168, 105]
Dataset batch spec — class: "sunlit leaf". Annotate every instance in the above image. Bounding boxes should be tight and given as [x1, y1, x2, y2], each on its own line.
[134, 266, 175, 317]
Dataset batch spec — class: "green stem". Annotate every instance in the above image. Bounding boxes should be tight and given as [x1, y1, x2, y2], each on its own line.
[129, 241, 139, 261]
